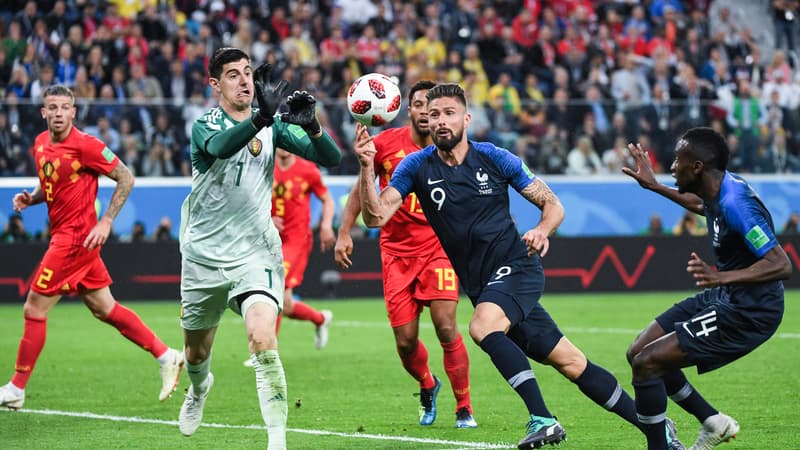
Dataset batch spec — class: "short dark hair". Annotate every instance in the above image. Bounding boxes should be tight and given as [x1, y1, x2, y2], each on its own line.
[408, 80, 436, 103]
[208, 47, 250, 79]
[42, 84, 74, 103]
[426, 83, 467, 108]
[680, 127, 729, 171]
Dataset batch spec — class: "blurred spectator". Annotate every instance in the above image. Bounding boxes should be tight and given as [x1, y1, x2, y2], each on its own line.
[142, 141, 180, 177]
[120, 134, 142, 176]
[14, 1, 38, 38]
[46, 0, 70, 45]
[0, 110, 23, 175]
[29, 64, 55, 104]
[782, 212, 799, 234]
[123, 221, 147, 243]
[537, 124, 568, 174]
[2, 20, 26, 63]
[153, 216, 175, 242]
[1, 213, 31, 243]
[446, 0, 479, 54]
[773, 0, 799, 54]
[727, 79, 762, 168]
[487, 71, 521, 117]
[645, 214, 666, 236]
[85, 116, 121, 155]
[127, 63, 163, 99]
[673, 211, 707, 236]
[566, 135, 605, 175]
[611, 52, 650, 138]
[602, 137, 635, 174]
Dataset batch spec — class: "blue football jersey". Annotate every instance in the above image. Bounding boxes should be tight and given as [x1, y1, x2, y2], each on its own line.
[704, 172, 779, 273]
[390, 141, 537, 298]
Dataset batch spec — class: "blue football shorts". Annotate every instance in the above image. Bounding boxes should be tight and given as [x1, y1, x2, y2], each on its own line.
[477, 255, 564, 362]
[656, 284, 784, 373]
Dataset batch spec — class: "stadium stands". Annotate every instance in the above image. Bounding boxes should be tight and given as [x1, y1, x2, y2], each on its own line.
[0, 0, 798, 178]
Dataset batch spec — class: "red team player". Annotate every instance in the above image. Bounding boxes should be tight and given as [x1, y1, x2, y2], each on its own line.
[335, 80, 476, 428]
[272, 147, 335, 347]
[0, 85, 183, 410]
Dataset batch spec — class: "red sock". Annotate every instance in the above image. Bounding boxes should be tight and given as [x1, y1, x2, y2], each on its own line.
[399, 340, 435, 389]
[287, 301, 324, 325]
[103, 302, 168, 358]
[275, 314, 283, 334]
[442, 334, 472, 412]
[11, 316, 47, 389]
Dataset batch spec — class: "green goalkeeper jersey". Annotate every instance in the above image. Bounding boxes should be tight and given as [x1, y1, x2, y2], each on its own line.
[180, 106, 341, 266]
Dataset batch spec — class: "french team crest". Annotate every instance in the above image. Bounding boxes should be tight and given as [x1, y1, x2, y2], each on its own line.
[248, 137, 263, 157]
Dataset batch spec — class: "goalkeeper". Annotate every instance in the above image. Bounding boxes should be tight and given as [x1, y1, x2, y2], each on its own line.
[176, 47, 340, 450]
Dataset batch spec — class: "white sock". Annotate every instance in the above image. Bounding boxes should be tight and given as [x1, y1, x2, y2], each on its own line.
[186, 354, 212, 396]
[156, 348, 175, 366]
[254, 350, 287, 450]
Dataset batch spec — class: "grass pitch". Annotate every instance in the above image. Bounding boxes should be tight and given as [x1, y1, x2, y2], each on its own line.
[1, 291, 798, 449]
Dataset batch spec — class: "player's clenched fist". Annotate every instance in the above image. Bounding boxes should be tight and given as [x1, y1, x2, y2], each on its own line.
[12, 190, 33, 212]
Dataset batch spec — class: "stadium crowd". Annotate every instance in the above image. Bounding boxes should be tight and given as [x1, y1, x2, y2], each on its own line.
[1, 0, 800, 177]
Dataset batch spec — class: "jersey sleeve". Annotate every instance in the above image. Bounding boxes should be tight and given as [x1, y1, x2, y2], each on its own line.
[475, 141, 536, 191]
[190, 115, 221, 172]
[723, 194, 778, 258]
[273, 119, 341, 167]
[80, 133, 119, 175]
[388, 151, 422, 198]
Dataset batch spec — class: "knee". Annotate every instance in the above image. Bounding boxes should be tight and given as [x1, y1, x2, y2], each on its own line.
[22, 301, 47, 319]
[631, 351, 660, 381]
[433, 322, 457, 343]
[625, 343, 640, 365]
[185, 347, 209, 365]
[550, 346, 587, 380]
[395, 335, 418, 357]
[468, 319, 492, 346]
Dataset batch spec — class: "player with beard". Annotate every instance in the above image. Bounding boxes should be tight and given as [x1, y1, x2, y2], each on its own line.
[335, 80, 476, 428]
[354, 83, 674, 449]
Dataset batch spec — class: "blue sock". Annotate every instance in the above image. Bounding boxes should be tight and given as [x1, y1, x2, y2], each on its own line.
[663, 370, 718, 423]
[479, 331, 551, 417]
[633, 378, 668, 450]
[573, 360, 642, 431]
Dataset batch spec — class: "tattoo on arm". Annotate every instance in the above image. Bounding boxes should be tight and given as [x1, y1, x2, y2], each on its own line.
[521, 179, 560, 210]
[102, 162, 134, 221]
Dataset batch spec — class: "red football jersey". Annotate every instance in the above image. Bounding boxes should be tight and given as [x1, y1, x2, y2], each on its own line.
[272, 157, 328, 244]
[32, 127, 119, 246]
[373, 127, 438, 255]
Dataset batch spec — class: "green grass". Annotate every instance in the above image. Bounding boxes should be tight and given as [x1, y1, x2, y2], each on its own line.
[1, 292, 798, 449]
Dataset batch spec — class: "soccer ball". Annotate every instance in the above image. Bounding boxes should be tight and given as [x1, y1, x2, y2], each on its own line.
[346, 73, 402, 126]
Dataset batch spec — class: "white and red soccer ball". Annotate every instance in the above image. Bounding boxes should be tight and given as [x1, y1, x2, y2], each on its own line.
[346, 73, 402, 126]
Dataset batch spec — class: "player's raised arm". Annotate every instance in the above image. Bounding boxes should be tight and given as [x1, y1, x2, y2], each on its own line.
[353, 124, 402, 227]
[334, 183, 361, 269]
[622, 142, 704, 215]
[519, 178, 564, 257]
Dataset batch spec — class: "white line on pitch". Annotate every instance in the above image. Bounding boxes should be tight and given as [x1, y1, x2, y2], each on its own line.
[4, 408, 512, 449]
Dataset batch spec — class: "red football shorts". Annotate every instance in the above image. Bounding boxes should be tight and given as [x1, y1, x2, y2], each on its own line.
[382, 248, 459, 328]
[30, 243, 112, 296]
[282, 234, 313, 289]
